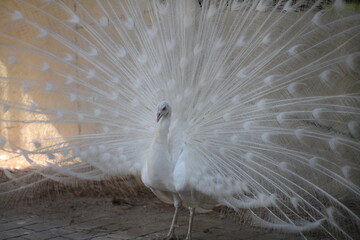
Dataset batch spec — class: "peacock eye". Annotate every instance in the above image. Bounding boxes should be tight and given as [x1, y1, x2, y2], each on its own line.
[162, 106, 166, 111]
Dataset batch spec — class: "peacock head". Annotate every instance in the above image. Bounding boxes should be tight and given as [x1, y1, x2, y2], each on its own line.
[157, 101, 171, 122]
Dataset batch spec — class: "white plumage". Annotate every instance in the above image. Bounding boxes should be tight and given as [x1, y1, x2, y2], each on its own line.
[0, 0, 359, 239]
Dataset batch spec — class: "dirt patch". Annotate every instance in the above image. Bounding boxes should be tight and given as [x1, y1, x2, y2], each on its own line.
[0, 171, 304, 239]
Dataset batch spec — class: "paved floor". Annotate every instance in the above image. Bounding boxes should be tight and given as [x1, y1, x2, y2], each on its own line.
[0, 194, 304, 240]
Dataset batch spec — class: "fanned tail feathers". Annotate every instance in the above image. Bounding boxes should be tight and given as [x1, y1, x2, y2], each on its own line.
[0, 0, 359, 238]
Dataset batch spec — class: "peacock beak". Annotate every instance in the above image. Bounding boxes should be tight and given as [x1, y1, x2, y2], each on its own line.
[156, 112, 162, 122]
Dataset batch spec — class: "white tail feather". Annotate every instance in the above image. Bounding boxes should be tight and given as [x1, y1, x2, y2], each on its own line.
[0, 0, 359, 239]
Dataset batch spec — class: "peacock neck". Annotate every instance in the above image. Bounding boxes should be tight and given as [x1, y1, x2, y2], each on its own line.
[155, 116, 171, 144]
[141, 114, 172, 190]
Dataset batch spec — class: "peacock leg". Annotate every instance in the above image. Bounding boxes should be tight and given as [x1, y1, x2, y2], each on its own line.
[184, 207, 195, 240]
[164, 195, 181, 240]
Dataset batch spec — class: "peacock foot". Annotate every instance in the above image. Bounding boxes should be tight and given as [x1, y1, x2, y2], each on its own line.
[163, 232, 177, 240]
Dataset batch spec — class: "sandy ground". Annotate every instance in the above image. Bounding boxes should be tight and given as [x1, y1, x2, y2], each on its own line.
[1, 172, 350, 240]
[0, 194, 307, 240]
